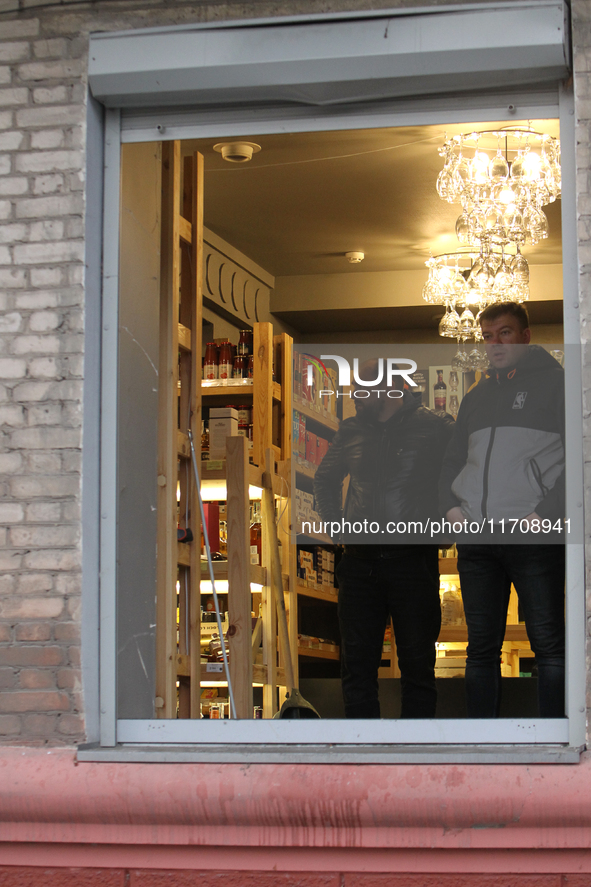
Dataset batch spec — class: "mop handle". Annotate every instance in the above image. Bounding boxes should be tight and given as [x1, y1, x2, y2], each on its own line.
[188, 429, 237, 719]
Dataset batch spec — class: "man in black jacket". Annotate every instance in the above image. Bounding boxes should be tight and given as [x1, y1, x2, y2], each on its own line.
[439, 302, 565, 718]
[314, 359, 453, 719]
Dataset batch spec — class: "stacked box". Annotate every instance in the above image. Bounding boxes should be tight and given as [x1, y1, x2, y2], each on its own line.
[209, 407, 238, 460]
[305, 430, 317, 464]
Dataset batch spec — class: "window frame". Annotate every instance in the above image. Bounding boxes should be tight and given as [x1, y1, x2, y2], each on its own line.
[81, 5, 585, 760]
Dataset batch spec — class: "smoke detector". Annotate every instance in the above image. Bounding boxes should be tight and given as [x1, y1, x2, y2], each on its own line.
[345, 251, 365, 264]
[213, 141, 262, 163]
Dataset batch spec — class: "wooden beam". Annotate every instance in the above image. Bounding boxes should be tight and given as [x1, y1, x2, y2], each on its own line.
[179, 215, 192, 244]
[226, 435, 253, 718]
[252, 322, 273, 469]
[189, 150, 205, 718]
[155, 139, 182, 719]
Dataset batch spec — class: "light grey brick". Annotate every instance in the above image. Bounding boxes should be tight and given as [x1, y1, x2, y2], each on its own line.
[15, 150, 82, 174]
[25, 452, 61, 474]
[0, 404, 23, 425]
[28, 220, 64, 241]
[0, 111, 12, 130]
[33, 39, 68, 60]
[11, 334, 60, 354]
[0, 155, 12, 175]
[0, 19, 40, 38]
[0, 452, 22, 473]
[0, 130, 24, 151]
[0, 268, 26, 288]
[13, 241, 84, 264]
[11, 475, 78, 498]
[0, 502, 23, 523]
[27, 402, 61, 425]
[26, 357, 58, 378]
[23, 549, 80, 571]
[15, 291, 58, 309]
[13, 379, 81, 401]
[33, 86, 68, 105]
[0, 177, 28, 196]
[0, 223, 26, 242]
[30, 130, 64, 150]
[0, 68, 11, 86]
[29, 310, 60, 331]
[32, 173, 64, 195]
[16, 194, 82, 218]
[0, 357, 26, 378]
[16, 104, 82, 128]
[11, 525, 78, 547]
[18, 60, 83, 81]
[0, 88, 28, 107]
[26, 501, 61, 522]
[0, 312, 22, 332]
[0, 43, 30, 63]
[0, 243, 11, 262]
[29, 268, 62, 287]
[9, 426, 80, 449]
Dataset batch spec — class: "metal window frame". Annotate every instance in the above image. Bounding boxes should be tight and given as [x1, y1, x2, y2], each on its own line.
[82, 3, 585, 762]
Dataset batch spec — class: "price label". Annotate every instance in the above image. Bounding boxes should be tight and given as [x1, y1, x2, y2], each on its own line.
[206, 663, 224, 673]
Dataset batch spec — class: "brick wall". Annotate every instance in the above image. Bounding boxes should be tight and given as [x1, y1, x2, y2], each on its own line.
[0, 0, 588, 745]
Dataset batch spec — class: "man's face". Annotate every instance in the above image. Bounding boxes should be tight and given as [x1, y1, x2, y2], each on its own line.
[481, 313, 531, 369]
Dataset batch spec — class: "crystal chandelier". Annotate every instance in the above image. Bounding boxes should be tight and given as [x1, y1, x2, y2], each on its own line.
[437, 128, 561, 248]
[424, 126, 561, 347]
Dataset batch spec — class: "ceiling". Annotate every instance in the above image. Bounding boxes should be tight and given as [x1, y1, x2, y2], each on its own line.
[182, 119, 563, 332]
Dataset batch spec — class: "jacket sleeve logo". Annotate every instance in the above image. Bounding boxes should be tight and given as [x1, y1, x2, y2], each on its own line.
[512, 391, 528, 410]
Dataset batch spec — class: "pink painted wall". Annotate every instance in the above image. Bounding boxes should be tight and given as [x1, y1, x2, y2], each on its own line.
[1, 747, 591, 880]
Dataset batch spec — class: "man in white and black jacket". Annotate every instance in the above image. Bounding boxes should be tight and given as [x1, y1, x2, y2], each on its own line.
[439, 301, 565, 718]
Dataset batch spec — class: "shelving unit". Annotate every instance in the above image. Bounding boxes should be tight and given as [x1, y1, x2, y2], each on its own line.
[155, 137, 297, 720]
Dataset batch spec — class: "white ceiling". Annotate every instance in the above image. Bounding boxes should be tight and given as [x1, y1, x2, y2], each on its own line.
[183, 118, 562, 279]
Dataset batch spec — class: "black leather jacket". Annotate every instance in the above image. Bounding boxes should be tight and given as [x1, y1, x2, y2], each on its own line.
[313, 394, 454, 544]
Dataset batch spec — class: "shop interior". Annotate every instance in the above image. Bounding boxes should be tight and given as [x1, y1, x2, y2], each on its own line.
[117, 117, 564, 721]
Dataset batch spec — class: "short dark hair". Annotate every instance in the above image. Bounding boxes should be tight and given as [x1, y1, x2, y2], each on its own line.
[479, 301, 530, 331]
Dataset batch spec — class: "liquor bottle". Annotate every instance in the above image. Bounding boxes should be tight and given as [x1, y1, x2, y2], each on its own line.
[434, 369, 447, 411]
[201, 419, 209, 461]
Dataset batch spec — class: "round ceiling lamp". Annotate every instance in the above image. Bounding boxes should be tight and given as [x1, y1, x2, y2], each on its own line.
[213, 141, 262, 163]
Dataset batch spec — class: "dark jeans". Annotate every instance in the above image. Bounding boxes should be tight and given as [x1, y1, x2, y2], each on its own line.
[336, 546, 441, 719]
[457, 544, 565, 718]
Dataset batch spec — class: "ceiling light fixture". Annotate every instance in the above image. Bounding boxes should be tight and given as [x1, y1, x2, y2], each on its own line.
[425, 126, 560, 349]
[213, 141, 262, 163]
[345, 251, 365, 263]
[437, 128, 560, 248]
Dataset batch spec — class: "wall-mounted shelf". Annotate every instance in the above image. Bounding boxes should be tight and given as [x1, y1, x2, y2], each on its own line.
[296, 582, 338, 603]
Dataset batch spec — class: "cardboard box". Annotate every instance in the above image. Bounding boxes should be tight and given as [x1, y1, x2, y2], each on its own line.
[209, 407, 238, 459]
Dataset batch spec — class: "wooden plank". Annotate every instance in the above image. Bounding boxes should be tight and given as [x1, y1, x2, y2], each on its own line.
[297, 646, 340, 661]
[296, 582, 338, 603]
[177, 543, 191, 567]
[189, 150, 205, 718]
[438, 624, 529, 643]
[226, 435, 253, 718]
[155, 139, 182, 719]
[178, 323, 191, 351]
[294, 395, 340, 433]
[277, 333, 293, 460]
[261, 454, 277, 718]
[179, 214, 192, 244]
[177, 430, 189, 458]
[252, 322, 273, 468]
